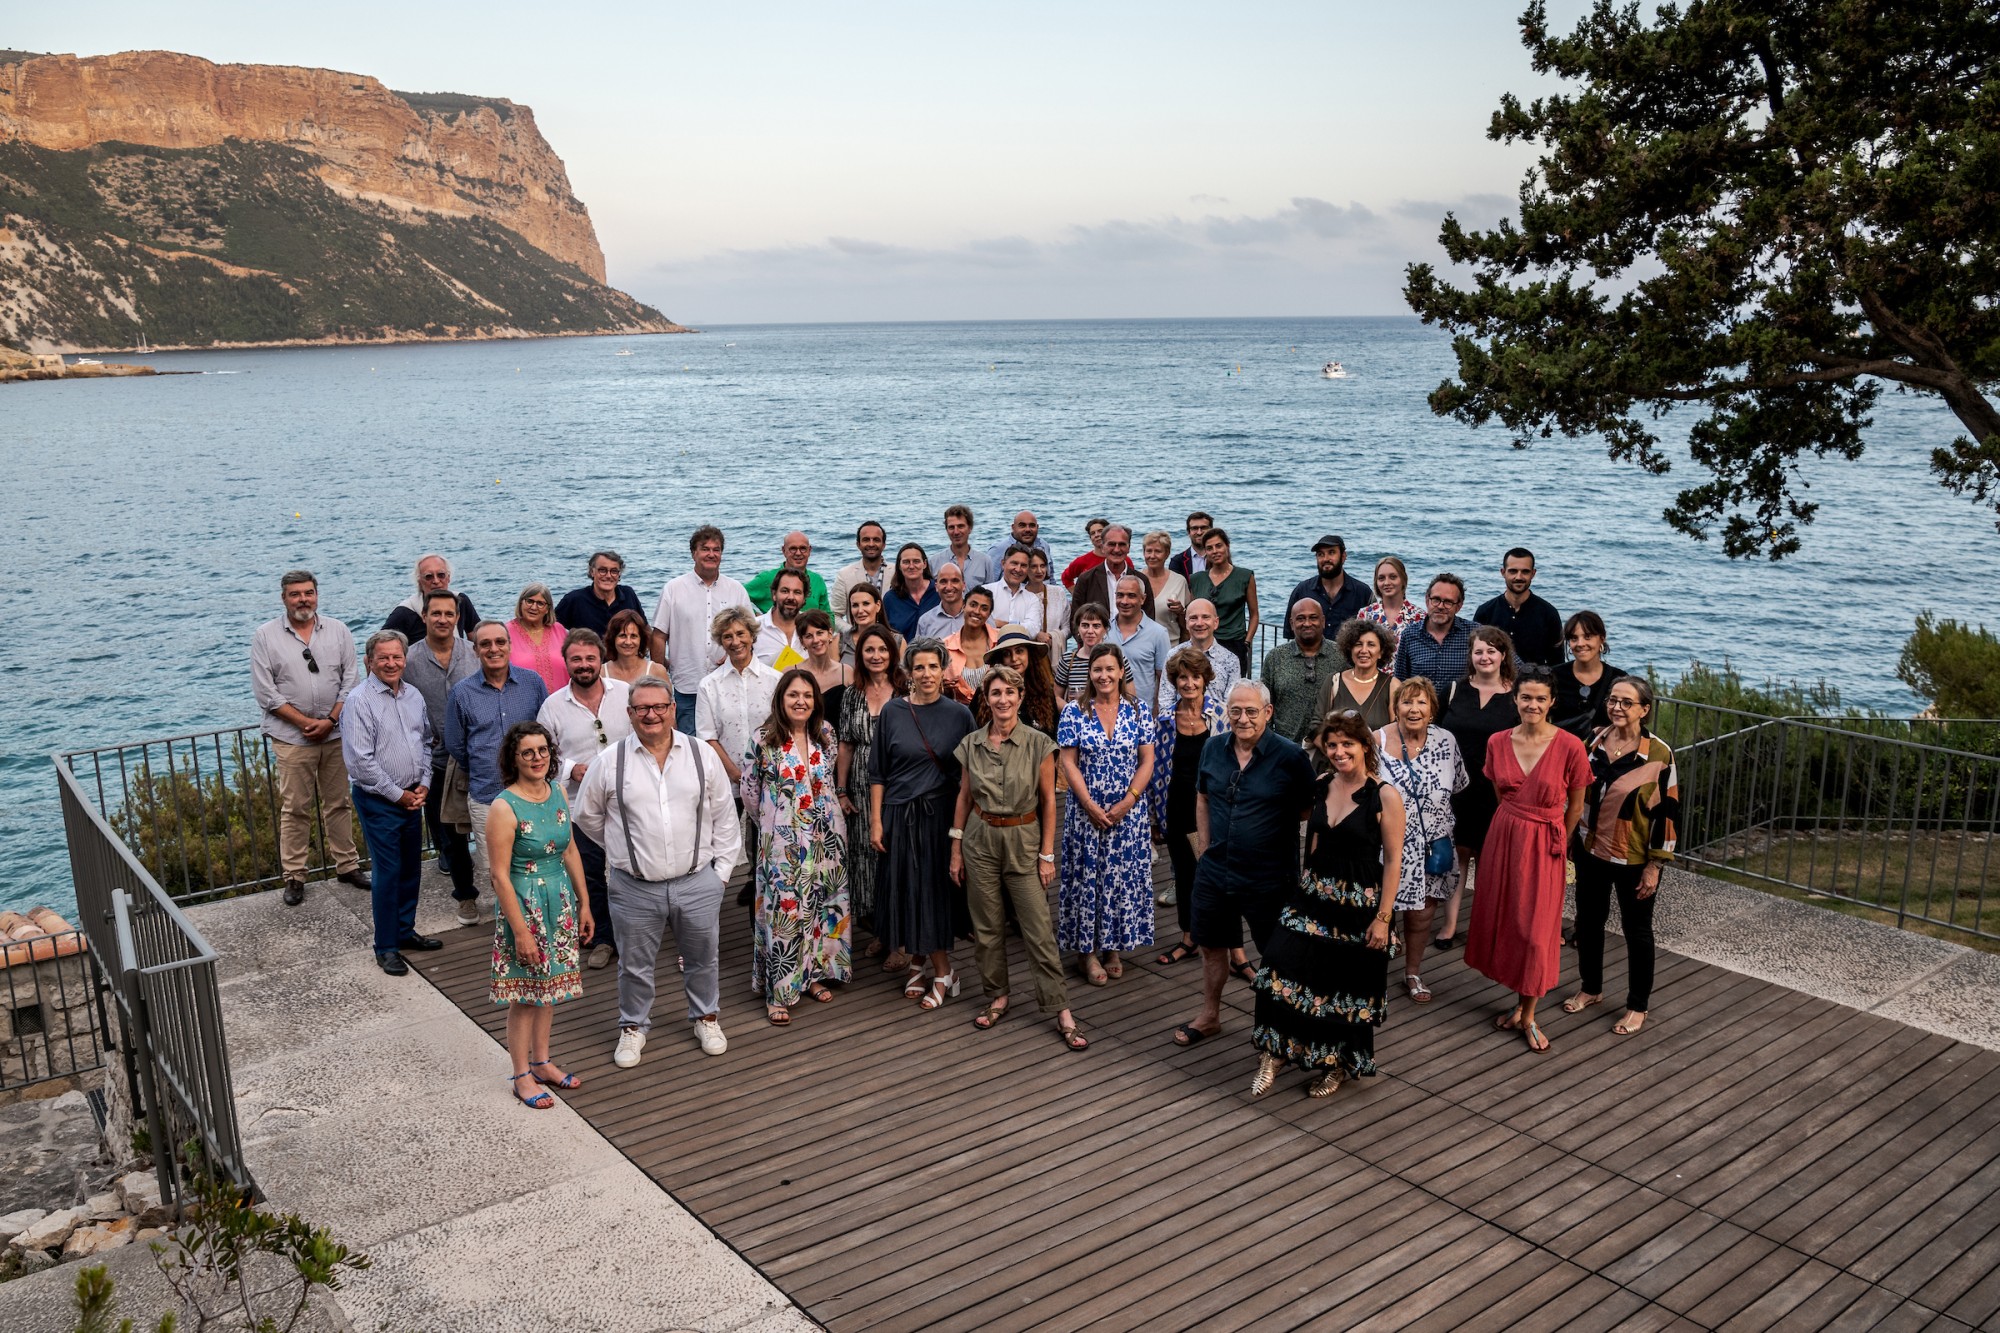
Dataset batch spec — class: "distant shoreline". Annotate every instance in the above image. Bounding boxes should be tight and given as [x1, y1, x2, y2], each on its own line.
[45, 324, 697, 356]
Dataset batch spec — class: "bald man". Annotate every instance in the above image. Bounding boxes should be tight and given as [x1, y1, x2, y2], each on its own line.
[743, 531, 832, 615]
[985, 510, 1054, 575]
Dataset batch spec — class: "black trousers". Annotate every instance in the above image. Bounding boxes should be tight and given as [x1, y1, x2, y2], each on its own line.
[1574, 855, 1655, 1011]
[572, 826, 616, 953]
[1166, 820, 1199, 937]
[422, 774, 474, 902]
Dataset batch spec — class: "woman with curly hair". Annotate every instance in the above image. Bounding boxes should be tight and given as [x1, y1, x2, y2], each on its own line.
[1318, 618, 1398, 733]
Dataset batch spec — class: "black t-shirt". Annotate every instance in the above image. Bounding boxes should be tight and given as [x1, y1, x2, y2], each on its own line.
[1474, 592, 1563, 668]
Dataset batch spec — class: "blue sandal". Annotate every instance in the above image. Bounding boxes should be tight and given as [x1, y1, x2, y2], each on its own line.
[530, 1057, 581, 1089]
[510, 1071, 554, 1109]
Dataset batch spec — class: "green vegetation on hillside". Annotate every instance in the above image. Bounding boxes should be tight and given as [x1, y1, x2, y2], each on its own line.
[0, 138, 672, 347]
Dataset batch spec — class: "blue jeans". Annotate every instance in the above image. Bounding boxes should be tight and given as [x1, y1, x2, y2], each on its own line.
[674, 690, 697, 735]
[353, 787, 424, 954]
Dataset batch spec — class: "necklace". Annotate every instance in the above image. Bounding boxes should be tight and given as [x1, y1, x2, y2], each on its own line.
[1350, 668, 1380, 685]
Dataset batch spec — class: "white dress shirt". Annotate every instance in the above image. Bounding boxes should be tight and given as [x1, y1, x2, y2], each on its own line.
[982, 581, 1046, 636]
[696, 657, 783, 770]
[651, 571, 753, 694]
[537, 677, 632, 799]
[571, 733, 738, 883]
[754, 611, 807, 668]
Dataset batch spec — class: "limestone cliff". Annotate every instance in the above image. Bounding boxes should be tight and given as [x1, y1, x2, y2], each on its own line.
[0, 50, 683, 351]
[1, 50, 606, 279]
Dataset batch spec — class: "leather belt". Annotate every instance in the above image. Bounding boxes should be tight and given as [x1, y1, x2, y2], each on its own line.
[972, 802, 1038, 828]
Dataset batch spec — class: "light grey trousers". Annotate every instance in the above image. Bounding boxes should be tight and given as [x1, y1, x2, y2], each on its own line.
[607, 862, 725, 1029]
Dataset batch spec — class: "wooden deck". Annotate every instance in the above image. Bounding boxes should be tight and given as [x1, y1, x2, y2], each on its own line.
[412, 860, 2000, 1332]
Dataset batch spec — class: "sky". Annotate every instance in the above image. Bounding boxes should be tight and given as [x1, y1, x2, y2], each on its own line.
[9, 2, 1589, 323]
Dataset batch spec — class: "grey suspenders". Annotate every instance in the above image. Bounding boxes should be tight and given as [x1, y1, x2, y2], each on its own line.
[615, 737, 708, 879]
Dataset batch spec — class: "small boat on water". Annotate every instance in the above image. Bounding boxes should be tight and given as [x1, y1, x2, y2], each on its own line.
[1321, 361, 1348, 379]
[74, 357, 103, 366]
[616, 348, 633, 356]
[132, 331, 153, 355]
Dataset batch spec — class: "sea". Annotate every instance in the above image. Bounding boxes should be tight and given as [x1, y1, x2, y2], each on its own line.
[6, 316, 1997, 916]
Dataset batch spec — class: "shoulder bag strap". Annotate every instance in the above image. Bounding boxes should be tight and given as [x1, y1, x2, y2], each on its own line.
[1398, 728, 1433, 846]
[905, 698, 949, 776]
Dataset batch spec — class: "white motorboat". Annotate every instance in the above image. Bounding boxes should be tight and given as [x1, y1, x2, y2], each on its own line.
[615, 348, 633, 356]
[1321, 361, 1348, 379]
[74, 357, 103, 366]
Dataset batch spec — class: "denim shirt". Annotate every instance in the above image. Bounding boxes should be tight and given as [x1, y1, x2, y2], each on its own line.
[443, 667, 549, 802]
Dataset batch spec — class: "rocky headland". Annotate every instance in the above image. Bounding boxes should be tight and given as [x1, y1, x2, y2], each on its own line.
[0, 50, 685, 352]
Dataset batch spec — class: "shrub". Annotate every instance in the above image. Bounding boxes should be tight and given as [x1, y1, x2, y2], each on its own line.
[1898, 612, 2000, 720]
[111, 757, 299, 899]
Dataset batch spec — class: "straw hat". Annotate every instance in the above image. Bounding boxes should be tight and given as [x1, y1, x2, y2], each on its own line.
[983, 625, 1047, 663]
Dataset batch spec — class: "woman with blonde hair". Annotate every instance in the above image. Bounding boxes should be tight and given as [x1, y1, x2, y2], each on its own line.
[1375, 676, 1467, 1002]
[1140, 530, 1192, 644]
[509, 583, 570, 693]
[1361, 556, 1424, 633]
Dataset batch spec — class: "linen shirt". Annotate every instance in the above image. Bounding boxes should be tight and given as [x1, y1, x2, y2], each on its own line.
[571, 734, 738, 883]
[953, 724, 1056, 819]
[1108, 614, 1173, 708]
[1474, 592, 1565, 668]
[251, 614, 357, 745]
[651, 571, 754, 694]
[339, 675, 434, 802]
[1155, 640, 1241, 715]
[404, 636, 478, 772]
[1259, 641, 1335, 744]
[982, 581, 1046, 636]
[696, 657, 783, 771]
[942, 546, 994, 588]
[1393, 616, 1476, 689]
[1195, 729, 1316, 895]
[537, 677, 632, 799]
[916, 604, 966, 638]
[830, 560, 891, 631]
[553, 583, 644, 638]
[443, 667, 550, 803]
[754, 611, 808, 668]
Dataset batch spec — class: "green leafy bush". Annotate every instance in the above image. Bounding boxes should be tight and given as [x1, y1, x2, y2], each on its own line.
[1899, 612, 2000, 720]
[111, 759, 298, 899]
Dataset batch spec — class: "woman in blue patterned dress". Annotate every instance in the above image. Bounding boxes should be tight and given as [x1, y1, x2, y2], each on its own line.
[1056, 643, 1156, 984]
[743, 668, 851, 1026]
[487, 721, 592, 1109]
[1375, 677, 1467, 1004]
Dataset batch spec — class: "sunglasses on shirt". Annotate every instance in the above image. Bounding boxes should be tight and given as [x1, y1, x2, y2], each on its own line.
[302, 647, 320, 674]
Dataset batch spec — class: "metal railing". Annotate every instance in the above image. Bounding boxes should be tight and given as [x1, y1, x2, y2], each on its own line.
[56, 757, 253, 1202]
[0, 926, 107, 1094]
[61, 723, 431, 905]
[1653, 698, 2000, 941]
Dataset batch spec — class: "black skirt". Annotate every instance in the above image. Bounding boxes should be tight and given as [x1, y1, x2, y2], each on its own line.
[877, 790, 970, 954]
[1252, 872, 1391, 1075]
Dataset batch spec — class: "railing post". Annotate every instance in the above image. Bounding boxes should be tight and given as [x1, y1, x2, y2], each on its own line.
[113, 889, 178, 1207]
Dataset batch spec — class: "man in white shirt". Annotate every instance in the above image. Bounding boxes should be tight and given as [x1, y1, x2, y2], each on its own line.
[917, 561, 967, 638]
[649, 524, 753, 734]
[572, 678, 738, 1067]
[829, 520, 890, 633]
[537, 629, 631, 970]
[1157, 597, 1241, 712]
[1107, 574, 1173, 708]
[942, 504, 994, 587]
[983, 545, 1046, 641]
[755, 568, 811, 668]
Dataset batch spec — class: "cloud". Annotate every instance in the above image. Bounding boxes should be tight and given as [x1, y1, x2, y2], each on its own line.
[1187, 193, 1231, 206]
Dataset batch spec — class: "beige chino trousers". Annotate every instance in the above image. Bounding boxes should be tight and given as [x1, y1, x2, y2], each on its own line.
[269, 738, 358, 879]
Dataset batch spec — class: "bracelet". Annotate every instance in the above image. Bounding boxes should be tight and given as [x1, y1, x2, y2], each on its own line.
[1038, 853, 1055, 863]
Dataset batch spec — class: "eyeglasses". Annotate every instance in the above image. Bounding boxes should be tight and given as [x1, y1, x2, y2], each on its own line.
[1604, 699, 1638, 710]
[1224, 706, 1263, 718]
[1426, 595, 1461, 608]
[631, 704, 672, 716]
[522, 597, 550, 608]
[301, 647, 320, 674]
[516, 746, 550, 760]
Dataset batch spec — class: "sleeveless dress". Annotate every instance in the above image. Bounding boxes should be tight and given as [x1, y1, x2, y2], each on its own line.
[489, 786, 583, 1006]
[1440, 682, 1517, 854]
[1251, 775, 1392, 1076]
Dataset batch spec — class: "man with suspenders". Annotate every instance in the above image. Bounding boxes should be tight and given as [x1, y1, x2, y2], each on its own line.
[571, 676, 739, 1068]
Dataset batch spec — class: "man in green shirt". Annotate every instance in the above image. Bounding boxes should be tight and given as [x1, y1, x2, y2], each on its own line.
[1259, 599, 1330, 745]
[743, 530, 831, 614]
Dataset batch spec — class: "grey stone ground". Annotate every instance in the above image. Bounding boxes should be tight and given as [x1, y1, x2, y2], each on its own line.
[188, 872, 815, 1333]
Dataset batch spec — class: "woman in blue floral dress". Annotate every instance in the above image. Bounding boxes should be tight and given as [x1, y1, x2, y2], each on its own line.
[487, 722, 592, 1109]
[743, 668, 851, 1025]
[1056, 643, 1156, 984]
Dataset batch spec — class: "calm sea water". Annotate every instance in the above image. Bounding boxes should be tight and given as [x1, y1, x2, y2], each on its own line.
[6, 316, 1996, 915]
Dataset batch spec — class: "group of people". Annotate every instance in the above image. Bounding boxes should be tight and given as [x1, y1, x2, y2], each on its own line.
[248, 507, 1679, 1107]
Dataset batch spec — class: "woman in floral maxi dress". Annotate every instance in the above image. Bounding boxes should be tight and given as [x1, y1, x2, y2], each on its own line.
[744, 668, 851, 1025]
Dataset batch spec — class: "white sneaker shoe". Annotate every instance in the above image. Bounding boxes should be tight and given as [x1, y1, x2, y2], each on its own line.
[693, 1017, 727, 1056]
[455, 899, 481, 927]
[613, 1026, 646, 1068]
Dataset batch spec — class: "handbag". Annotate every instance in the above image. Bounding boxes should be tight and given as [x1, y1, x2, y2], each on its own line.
[1399, 727, 1456, 877]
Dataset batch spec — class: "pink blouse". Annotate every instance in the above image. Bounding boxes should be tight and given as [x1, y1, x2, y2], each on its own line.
[508, 619, 570, 693]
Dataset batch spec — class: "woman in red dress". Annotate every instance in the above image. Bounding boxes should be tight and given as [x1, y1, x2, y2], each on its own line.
[1465, 666, 1590, 1053]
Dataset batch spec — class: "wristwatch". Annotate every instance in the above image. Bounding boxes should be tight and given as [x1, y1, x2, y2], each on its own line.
[948, 827, 964, 840]
[1038, 853, 1056, 864]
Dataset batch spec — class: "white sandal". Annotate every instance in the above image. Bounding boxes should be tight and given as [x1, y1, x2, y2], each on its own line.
[920, 972, 960, 1010]
[1404, 974, 1432, 1003]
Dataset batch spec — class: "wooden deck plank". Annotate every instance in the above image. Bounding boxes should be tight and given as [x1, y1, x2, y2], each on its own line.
[403, 852, 2000, 1333]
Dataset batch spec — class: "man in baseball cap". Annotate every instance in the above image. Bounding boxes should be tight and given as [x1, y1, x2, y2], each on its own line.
[1282, 533, 1369, 639]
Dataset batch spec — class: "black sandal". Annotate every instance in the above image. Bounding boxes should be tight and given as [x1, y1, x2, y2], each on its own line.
[1156, 941, 1197, 966]
[1229, 961, 1258, 984]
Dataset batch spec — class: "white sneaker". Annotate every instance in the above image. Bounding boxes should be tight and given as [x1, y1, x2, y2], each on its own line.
[613, 1027, 646, 1068]
[455, 899, 481, 927]
[693, 1017, 727, 1056]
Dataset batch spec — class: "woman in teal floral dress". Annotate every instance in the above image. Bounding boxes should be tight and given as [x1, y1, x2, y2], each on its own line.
[486, 721, 593, 1109]
[744, 668, 852, 1025]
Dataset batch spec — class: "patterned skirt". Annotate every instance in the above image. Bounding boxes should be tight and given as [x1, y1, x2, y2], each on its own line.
[490, 873, 583, 1006]
[1251, 872, 1393, 1074]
